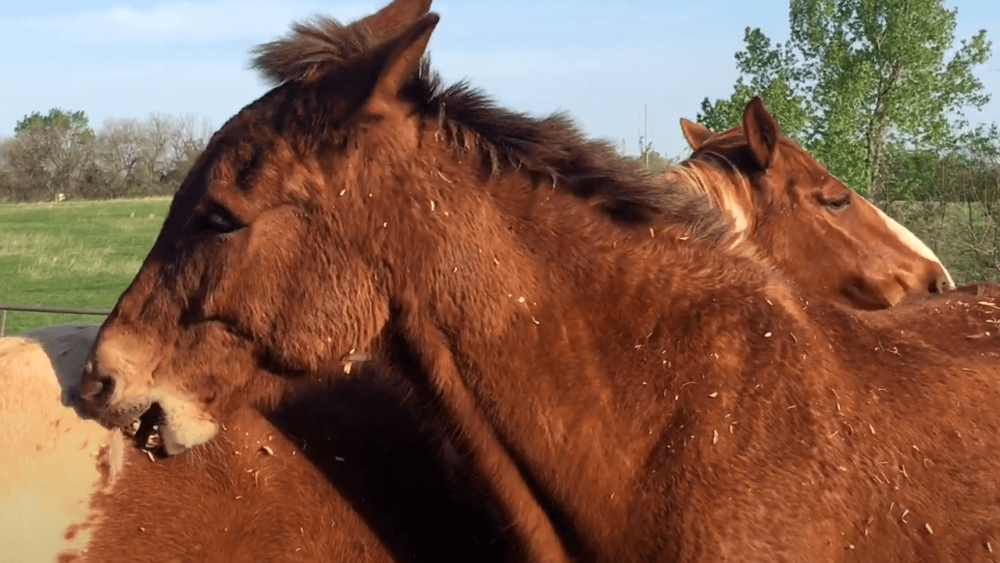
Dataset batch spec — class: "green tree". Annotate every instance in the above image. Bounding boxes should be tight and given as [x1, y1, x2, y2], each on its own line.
[698, 28, 813, 141]
[698, 0, 992, 199]
[14, 108, 91, 136]
[7, 108, 96, 201]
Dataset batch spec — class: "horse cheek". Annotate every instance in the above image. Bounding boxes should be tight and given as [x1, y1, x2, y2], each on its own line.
[303, 250, 389, 367]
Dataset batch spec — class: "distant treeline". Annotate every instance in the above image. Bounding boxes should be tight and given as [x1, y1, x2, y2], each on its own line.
[0, 107, 689, 204]
[0, 109, 212, 203]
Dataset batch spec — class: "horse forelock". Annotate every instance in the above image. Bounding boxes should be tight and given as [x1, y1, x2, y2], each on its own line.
[250, 16, 376, 85]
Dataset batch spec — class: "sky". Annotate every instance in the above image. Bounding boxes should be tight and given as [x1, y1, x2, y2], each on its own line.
[1, 0, 998, 159]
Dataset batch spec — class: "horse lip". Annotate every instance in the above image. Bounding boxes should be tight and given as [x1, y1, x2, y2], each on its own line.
[84, 398, 155, 432]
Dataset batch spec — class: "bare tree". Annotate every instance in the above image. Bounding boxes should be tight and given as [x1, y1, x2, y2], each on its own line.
[96, 118, 145, 198]
[0, 138, 15, 202]
[143, 113, 211, 194]
[162, 114, 212, 192]
[954, 156, 1000, 281]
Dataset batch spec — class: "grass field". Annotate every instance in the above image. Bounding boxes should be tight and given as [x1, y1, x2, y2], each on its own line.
[0, 197, 171, 335]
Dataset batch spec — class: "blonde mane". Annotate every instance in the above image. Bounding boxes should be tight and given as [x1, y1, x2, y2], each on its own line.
[666, 137, 754, 234]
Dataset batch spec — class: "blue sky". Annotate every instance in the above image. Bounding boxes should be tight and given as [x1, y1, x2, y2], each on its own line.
[1, 0, 998, 158]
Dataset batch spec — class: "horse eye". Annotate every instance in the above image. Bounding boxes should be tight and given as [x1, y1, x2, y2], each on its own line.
[201, 210, 239, 233]
[826, 195, 851, 211]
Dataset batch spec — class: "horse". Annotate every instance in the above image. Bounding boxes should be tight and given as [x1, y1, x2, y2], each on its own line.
[6, 129, 954, 560]
[7, 117, 949, 560]
[73, 1, 1000, 561]
[0, 323, 506, 562]
[669, 115, 953, 310]
[1, 4, 502, 561]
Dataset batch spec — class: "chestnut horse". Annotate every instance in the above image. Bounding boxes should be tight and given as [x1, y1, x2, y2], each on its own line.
[670, 115, 953, 309]
[0, 323, 506, 562]
[74, 1, 1000, 561]
[6, 120, 944, 559]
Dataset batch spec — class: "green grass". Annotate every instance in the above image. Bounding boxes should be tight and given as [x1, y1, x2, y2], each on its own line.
[0, 197, 171, 335]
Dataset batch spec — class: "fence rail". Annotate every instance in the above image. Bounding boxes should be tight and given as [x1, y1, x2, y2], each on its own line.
[0, 302, 113, 337]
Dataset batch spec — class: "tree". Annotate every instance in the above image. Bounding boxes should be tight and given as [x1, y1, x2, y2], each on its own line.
[6, 109, 96, 201]
[0, 138, 17, 202]
[14, 108, 90, 136]
[0, 110, 211, 203]
[697, 28, 813, 141]
[96, 118, 147, 198]
[154, 114, 213, 194]
[698, 0, 992, 200]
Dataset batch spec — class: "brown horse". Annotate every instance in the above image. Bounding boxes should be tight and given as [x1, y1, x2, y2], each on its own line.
[0, 323, 506, 562]
[670, 115, 953, 310]
[74, 1, 1000, 561]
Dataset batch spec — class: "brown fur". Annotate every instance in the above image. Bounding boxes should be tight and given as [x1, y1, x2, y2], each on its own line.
[76, 2, 1000, 561]
[82, 373, 507, 563]
[1, 324, 507, 562]
[249, 0, 431, 84]
[672, 107, 953, 310]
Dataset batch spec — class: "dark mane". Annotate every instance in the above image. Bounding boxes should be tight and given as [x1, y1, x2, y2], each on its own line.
[250, 16, 377, 84]
[249, 14, 728, 240]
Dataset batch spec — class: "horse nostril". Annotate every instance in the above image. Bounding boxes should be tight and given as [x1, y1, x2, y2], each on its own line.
[79, 367, 117, 410]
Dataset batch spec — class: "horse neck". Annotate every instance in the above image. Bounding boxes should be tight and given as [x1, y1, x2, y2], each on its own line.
[381, 141, 784, 549]
[668, 156, 755, 233]
[388, 146, 734, 354]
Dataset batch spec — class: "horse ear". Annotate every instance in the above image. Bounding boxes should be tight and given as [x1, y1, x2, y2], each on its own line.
[361, 13, 439, 117]
[741, 97, 780, 169]
[360, 0, 433, 41]
[679, 118, 714, 151]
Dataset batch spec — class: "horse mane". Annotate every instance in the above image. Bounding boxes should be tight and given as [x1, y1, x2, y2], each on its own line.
[248, 14, 730, 241]
[666, 137, 755, 233]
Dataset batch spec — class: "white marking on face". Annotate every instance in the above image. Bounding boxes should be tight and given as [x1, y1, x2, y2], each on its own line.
[869, 200, 955, 287]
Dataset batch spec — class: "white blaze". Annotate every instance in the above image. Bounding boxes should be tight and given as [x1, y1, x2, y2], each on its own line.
[870, 202, 955, 287]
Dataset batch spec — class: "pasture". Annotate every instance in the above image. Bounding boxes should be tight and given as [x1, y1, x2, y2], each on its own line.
[0, 197, 169, 334]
